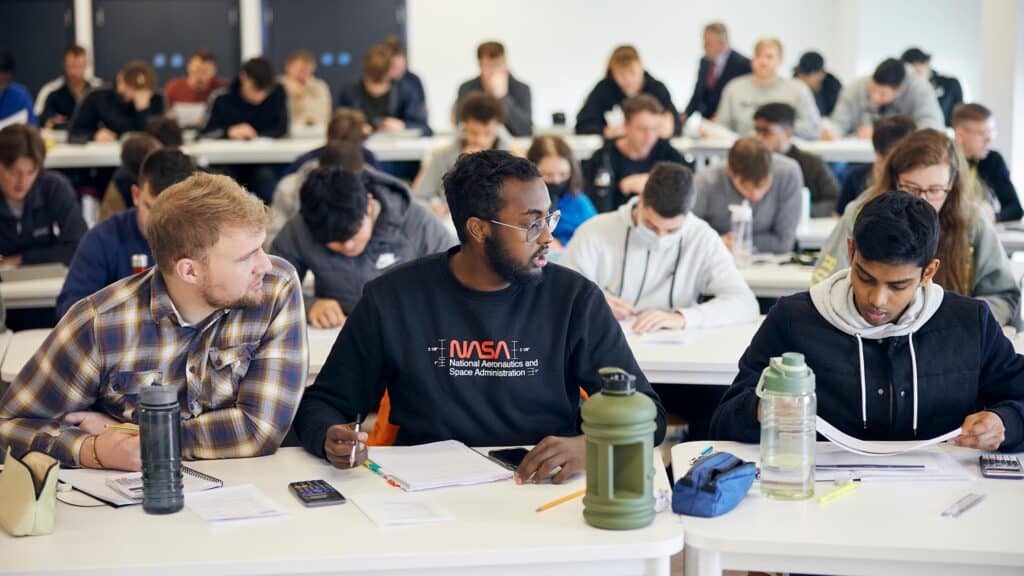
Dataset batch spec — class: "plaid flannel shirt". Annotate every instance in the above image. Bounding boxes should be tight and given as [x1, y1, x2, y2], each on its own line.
[0, 255, 308, 466]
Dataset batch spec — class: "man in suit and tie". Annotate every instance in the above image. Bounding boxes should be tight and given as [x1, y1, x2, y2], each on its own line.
[684, 22, 752, 121]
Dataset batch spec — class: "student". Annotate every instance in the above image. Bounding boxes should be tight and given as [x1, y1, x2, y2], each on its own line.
[97, 132, 162, 221]
[713, 38, 821, 140]
[57, 149, 196, 318]
[337, 45, 431, 136]
[146, 116, 185, 148]
[793, 51, 842, 117]
[691, 137, 803, 254]
[292, 150, 667, 478]
[381, 36, 426, 106]
[414, 93, 517, 211]
[582, 95, 686, 213]
[35, 45, 103, 130]
[163, 48, 228, 113]
[824, 58, 944, 139]
[836, 115, 916, 215]
[0, 51, 37, 126]
[69, 60, 164, 142]
[282, 108, 379, 179]
[952, 103, 1021, 223]
[0, 124, 87, 266]
[753, 103, 838, 217]
[200, 56, 288, 140]
[281, 50, 332, 127]
[562, 161, 757, 329]
[0, 172, 308, 470]
[813, 129, 1019, 326]
[271, 166, 455, 329]
[711, 191, 1024, 452]
[576, 45, 681, 139]
[902, 48, 963, 127]
[525, 135, 597, 245]
[683, 22, 751, 121]
[455, 41, 532, 137]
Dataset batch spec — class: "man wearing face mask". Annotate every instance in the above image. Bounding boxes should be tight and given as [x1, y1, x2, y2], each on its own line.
[712, 192, 1024, 453]
[691, 137, 803, 254]
[562, 162, 757, 332]
[294, 150, 667, 482]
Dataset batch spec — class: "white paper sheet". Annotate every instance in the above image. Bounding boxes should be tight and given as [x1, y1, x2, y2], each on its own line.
[816, 416, 961, 456]
[618, 319, 690, 346]
[186, 484, 288, 523]
[351, 494, 453, 528]
[367, 440, 512, 492]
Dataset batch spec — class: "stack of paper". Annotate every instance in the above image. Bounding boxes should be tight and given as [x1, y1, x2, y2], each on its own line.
[367, 440, 513, 491]
[351, 494, 453, 528]
[815, 416, 961, 456]
[186, 485, 288, 523]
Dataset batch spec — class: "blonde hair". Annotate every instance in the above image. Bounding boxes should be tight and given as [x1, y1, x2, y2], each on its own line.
[607, 45, 641, 72]
[754, 37, 783, 58]
[147, 173, 269, 271]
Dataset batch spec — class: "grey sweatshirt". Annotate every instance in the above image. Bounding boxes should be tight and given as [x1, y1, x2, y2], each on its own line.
[714, 75, 821, 140]
[812, 195, 1020, 326]
[271, 169, 457, 314]
[828, 72, 945, 135]
[691, 153, 804, 254]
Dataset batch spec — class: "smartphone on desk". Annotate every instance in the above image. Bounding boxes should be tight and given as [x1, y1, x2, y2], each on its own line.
[488, 447, 530, 471]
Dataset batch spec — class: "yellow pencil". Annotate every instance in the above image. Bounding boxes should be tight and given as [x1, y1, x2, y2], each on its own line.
[536, 488, 586, 512]
[817, 481, 858, 504]
[107, 423, 140, 435]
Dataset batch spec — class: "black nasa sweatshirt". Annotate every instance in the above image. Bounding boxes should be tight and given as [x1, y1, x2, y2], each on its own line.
[294, 247, 667, 456]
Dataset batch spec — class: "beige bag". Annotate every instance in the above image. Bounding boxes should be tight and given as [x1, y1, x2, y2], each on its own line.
[0, 446, 59, 536]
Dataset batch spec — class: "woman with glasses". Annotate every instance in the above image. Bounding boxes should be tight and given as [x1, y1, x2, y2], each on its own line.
[813, 129, 1020, 326]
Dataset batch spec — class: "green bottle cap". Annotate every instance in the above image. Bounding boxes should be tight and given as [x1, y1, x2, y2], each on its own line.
[756, 352, 815, 397]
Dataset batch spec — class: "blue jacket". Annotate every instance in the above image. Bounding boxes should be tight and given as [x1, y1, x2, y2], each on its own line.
[57, 208, 150, 318]
[553, 191, 597, 245]
[0, 171, 86, 265]
[337, 80, 431, 136]
[0, 82, 37, 126]
[709, 291, 1024, 452]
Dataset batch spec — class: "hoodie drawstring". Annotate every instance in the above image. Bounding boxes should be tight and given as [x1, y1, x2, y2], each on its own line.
[856, 333, 866, 429]
[908, 333, 919, 437]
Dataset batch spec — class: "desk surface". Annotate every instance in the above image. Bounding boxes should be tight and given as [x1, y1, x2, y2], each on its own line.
[2, 447, 682, 576]
[671, 441, 1023, 576]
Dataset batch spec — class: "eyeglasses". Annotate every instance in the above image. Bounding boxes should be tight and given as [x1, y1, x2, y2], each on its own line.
[488, 210, 561, 243]
[898, 179, 952, 202]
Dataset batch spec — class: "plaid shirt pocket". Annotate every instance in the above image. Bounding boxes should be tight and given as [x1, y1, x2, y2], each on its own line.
[204, 345, 256, 410]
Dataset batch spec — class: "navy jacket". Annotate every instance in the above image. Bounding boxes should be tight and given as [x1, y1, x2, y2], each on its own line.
[930, 71, 963, 127]
[576, 72, 681, 136]
[684, 50, 751, 119]
[971, 151, 1022, 223]
[201, 79, 289, 139]
[337, 80, 431, 136]
[709, 291, 1024, 452]
[0, 171, 87, 266]
[56, 208, 150, 318]
[69, 88, 164, 141]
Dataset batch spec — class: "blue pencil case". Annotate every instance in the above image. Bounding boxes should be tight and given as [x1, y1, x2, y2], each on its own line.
[671, 451, 756, 518]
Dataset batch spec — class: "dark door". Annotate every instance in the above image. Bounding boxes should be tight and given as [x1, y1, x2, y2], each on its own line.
[264, 0, 405, 102]
[93, 0, 241, 88]
[0, 0, 76, 96]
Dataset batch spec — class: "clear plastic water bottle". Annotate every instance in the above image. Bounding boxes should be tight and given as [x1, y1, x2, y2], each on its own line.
[728, 200, 754, 268]
[756, 352, 816, 500]
[139, 385, 184, 514]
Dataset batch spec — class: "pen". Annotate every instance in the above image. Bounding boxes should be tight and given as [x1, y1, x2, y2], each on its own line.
[941, 493, 985, 518]
[349, 414, 361, 468]
[536, 488, 586, 512]
[818, 481, 858, 504]
[690, 445, 713, 464]
[106, 423, 139, 435]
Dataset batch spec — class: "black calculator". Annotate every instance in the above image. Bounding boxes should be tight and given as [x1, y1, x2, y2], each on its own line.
[289, 480, 347, 506]
[979, 454, 1024, 479]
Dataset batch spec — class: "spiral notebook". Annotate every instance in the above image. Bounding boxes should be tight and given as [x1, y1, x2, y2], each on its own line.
[367, 440, 513, 492]
[59, 466, 223, 507]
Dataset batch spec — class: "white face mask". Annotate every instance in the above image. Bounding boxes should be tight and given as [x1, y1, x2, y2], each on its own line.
[632, 223, 682, 252]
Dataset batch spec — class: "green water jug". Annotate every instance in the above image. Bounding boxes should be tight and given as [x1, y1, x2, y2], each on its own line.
[581, 367, 657, 530]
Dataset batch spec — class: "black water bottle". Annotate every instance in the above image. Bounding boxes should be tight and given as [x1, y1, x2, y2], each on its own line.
[139, 385, 184, 514]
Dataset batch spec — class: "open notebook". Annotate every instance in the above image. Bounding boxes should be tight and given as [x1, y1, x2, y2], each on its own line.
[367, 440, 513, 492]
[59, 466, 222, 507]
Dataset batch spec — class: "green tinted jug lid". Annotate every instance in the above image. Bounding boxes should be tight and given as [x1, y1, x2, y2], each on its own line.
[598, 367, 636, 395]
[756, 352, 815, 396]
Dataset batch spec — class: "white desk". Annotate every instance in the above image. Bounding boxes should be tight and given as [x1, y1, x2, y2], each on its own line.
[0, 276, 64, 310]
[1, 329, 51, 381]
[672, 441, 1023, 576]
[684, 138, 875, 166]
[996, 223, 1024, 253]
[2, 447, 683, 576]
[741, 262, 813, 298]
[796, 217, 838, 251]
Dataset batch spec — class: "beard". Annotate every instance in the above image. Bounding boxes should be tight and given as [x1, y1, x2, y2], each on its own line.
[199, 277, 266, 310]
[484, 235, 543, 287]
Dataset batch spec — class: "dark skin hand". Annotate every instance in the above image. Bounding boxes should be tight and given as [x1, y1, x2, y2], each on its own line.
[515, 435, 586, 484]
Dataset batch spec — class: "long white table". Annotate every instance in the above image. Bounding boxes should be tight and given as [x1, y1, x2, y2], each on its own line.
[2, 447, 683, 576]
[672, 441, 1023, 576]
[0, 276, 65, 310]
[741, 261, 813, 299]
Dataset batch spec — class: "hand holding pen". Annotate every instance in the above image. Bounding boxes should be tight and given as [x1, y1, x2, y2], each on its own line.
[324, 415, 368, 470]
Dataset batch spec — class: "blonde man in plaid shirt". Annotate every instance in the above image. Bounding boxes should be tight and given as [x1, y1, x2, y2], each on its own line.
[0, 173, 308, 470]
